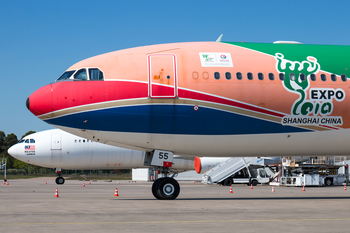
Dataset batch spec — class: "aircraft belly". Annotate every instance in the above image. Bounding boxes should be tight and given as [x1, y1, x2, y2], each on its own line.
[57, 126, 350, 157]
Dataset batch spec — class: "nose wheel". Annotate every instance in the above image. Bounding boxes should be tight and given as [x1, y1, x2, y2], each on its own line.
[152, 177, 180, 200]
[55, 168, 64, 185]
[55, 176, 65, 185]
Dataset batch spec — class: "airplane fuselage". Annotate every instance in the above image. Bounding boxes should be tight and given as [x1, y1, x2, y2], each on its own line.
[8, 129, 195, 170]
[27, 41, 350, 157]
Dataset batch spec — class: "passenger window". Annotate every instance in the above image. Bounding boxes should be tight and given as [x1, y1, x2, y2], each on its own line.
[202, 72, 209, 79]
[300, 73, 306, 81]
[75, 140, 77, 143]
[192, 72, 199, 79]
[89, 68, 104, 80]
[74, 69, 87, 80]
[225, 72, 232, 80]
[258, 73, 264, 80]
[341, 74, 347, 82]
[289, 73, 295, 81]
[331, 74, 336, 82]
[310, 74, 316, 81]
[236, 72, 242, 80]
[30, 139, 35, 143]
[321, 74, 327, 81]
[214, 72, 220, 80]
[247, 72, 253, 80]
[279, 73, 285, 81]
[79, 139, 81, 143]
[268, 73, 274, 81]
[83, 140, 86, 143]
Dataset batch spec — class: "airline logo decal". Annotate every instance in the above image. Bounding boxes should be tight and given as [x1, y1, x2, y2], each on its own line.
[199, 53, 233, 67]
[25, 145, 35, 155]
[275, 53, 345, 126]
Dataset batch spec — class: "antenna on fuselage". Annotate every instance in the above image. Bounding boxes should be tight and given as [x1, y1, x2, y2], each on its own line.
[216, 34, 223, 42]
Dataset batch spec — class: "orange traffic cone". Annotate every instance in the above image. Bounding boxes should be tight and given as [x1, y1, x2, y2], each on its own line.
[250, 184, 253, 189]
[193, 181, 196, 184]
[82, 182, 85, 187]
[3, 180, 5, 185]
[45, 180, 47, 185]
[55, 188, 59, 198]
[302, 185, 305, 191]
[344, 184, 347, 191]
[114, 188, 119, 197]
[272, 186, 275, 192]
[89, 180, 91, 185]
[6, 180, 9, 186]
[229, 185, 233, 193]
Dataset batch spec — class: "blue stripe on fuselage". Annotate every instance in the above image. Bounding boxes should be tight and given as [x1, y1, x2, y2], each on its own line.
[45, 105, 310, 135]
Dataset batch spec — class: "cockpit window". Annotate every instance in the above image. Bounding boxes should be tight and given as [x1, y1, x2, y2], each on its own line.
[56, 68, 104, 82]
[57, 70, 75, 81]
[89, 68, 104, 80]
[19, 139, 25, 143]
[30, 139, 35, 143]
[74, 69, 88, 80]
[25, 139, 29, 143]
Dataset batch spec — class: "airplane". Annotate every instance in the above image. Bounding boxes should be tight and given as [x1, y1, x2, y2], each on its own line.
[25, 37, 350, 199]
[8, 129, 293, 189]
[7, 129, 195, 186]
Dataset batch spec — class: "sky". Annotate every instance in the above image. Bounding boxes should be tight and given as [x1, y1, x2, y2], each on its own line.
[1, 0, 350, 139]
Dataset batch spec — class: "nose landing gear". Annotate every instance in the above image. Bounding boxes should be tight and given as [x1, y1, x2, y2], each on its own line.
[55, 168, 65, 185]
[145, 150, 180, 200]
[55, 176, 65, 185]
[152, 177, 180, 200]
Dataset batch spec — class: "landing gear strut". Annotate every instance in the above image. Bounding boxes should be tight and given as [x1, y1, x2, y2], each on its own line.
[55, 168, 65, 185]
[145, 150, 180, 200]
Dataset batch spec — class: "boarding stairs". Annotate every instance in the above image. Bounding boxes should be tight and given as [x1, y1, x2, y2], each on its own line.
[202, 157, 271, 184]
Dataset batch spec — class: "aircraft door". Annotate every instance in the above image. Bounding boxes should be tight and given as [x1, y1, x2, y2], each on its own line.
[148, 54, 177, 98]
[51, 133, 62, 150]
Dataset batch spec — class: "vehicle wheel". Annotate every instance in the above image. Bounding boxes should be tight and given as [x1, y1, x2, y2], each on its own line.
[55, 177, 65, 185]
[223, 178, 233, 186]
[251, 179, 258, 186]
[152, 178, 162, 199]
[156, 177, 180, 200]
[324, 178, 333, 186]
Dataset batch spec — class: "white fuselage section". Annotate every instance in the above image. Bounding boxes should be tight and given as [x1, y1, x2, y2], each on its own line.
[8, 129, 194, 170]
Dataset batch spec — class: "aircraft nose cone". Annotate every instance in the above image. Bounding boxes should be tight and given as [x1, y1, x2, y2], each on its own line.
[27, 84, 53, 117]
[26, 97, 30, 110]
[8, 145, 20, 159]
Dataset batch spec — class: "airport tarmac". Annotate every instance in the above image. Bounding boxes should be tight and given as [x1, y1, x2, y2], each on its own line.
[0, 179, 349, 233]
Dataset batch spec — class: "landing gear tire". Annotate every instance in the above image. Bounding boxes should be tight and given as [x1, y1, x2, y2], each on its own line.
[55, 177, 65, 185]
[152, 178, 163, 199]
[152, 177, 180, 200]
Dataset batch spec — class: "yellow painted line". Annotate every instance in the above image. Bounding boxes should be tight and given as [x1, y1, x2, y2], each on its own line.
[1, 218, 350, 226]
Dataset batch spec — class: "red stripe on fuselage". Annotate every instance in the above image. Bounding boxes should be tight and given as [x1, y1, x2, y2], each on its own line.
[179, 89, 285, 118]
[37, 80, 284, 119]
[51, 80, 149, 113]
